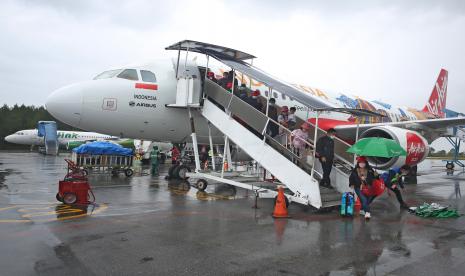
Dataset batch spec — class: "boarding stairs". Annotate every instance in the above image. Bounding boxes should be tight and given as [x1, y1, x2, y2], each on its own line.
[455, 127, 465, 141]
[200, 79, 355, 208]
[164, 40, 357, 208]
[443, 127, 465, 168]
[37, 121, 59, 155]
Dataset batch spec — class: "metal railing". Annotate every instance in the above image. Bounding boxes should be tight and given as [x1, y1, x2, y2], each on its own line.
[204, 79, 352, 176]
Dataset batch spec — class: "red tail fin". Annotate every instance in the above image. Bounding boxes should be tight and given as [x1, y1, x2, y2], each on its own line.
[422, 69, 448, 118]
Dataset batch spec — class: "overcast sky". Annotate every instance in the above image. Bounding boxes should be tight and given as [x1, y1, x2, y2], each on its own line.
[1, 0, 464, 149]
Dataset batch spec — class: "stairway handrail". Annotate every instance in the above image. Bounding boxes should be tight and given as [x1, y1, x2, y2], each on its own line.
[204, 78, 354, 172]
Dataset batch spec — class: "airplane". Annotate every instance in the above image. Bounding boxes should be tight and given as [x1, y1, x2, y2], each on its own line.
[45, 41, 465, 172]
[5, 129, 118, 149]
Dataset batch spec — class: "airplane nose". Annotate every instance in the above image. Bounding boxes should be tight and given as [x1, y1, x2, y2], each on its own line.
[46, 83, 82, 127]
[4, 135, 13, 143]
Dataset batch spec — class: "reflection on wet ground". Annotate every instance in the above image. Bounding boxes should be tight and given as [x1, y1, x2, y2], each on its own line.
[1, 152, 465, 275]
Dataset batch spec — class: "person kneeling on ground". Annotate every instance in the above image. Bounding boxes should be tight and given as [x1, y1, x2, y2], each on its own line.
[381, 165, 410, 210]
[349, 156, 377, 219]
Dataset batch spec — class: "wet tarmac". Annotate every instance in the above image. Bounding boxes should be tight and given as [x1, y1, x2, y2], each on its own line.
[1, 152, 465, 275]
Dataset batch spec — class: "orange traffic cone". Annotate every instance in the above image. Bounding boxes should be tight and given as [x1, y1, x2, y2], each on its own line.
[354, 195, 361, 214]
[272, 186, 290, 218]
[223, 161, 229, 171]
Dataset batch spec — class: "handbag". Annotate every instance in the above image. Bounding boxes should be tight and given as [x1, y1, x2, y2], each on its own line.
[370, 178, 386, 196]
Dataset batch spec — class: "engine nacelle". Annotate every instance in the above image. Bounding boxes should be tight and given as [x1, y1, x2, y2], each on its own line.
[66, 141, 86, 150]
[360, 126, 429, 169]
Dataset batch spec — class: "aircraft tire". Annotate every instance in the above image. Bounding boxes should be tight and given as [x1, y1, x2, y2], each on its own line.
[174, 165, 191, 180]
[63, 192, 77, 204]
[196, 179, 208, 191]
[168, 165, 178, 179]
[446, 162, 455, 170]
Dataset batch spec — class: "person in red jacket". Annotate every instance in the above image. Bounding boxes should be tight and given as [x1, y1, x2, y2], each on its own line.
[171, 146, 180, 164]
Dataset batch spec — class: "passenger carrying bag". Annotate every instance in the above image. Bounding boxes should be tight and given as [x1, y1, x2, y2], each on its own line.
[340, 192, 354, 217]
[361, 179, 385, 197]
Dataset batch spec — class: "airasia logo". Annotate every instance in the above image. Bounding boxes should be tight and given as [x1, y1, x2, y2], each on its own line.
[406, 132, 426, 164]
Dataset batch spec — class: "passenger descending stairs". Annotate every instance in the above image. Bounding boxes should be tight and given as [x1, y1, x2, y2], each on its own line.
[201, 80, 348, 208]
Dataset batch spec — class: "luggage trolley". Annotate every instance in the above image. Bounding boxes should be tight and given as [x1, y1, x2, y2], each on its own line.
[72, 152, 134, 177]
[56, 159, 95, 204]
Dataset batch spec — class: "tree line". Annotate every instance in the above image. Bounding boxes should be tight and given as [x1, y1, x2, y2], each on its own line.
[0, 104, 78, 150]
[428, 147, 465, 158]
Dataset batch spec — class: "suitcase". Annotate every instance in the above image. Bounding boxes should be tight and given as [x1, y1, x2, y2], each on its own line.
[340, 192, 354, 217]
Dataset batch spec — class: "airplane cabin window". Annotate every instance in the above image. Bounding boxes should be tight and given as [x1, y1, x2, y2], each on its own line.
[140, 70, 157, 83]
[94, 69, 122, 80]
[117, 69, 139, 81]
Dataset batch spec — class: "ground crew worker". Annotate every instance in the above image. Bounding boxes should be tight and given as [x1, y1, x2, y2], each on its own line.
[381, 165, 411, 210]
[151, 145, 159, 176]
[316, 128, 336, 188]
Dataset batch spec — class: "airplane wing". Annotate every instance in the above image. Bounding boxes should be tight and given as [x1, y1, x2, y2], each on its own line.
[334, 117, 465, 141]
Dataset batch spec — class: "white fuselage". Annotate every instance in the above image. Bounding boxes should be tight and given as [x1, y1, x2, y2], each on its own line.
[46, 59, 225, 144]
[4, 129, 116, 146]
[45, 58, 446, 145]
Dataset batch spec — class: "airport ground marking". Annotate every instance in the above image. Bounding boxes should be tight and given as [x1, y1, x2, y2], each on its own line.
[0, 203, 108, 223]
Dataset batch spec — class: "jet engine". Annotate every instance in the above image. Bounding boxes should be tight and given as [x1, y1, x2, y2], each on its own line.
[359, 126, 429, 169]
[66, 141, 86, 150]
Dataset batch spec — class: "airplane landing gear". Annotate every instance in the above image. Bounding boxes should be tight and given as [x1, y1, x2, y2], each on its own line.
[195, 179, 208, 191]
[167, 164, 191, 180]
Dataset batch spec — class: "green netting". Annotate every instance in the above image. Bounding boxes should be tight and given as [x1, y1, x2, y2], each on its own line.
[414, 203, 460, 218]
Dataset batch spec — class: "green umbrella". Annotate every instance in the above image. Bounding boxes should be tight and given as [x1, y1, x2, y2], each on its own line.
[347, 137, 406, 158]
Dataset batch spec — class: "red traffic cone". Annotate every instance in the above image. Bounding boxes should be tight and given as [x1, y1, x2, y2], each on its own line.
[273, 186, 290, 218]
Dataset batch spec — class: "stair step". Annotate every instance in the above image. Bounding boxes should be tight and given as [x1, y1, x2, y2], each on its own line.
[321, 200, 341, 208]
[321, 194, 341, 202]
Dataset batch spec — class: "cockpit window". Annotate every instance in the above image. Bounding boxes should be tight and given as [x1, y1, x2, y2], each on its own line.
[93, 69, 122, 80]
[117, 69, 139, 81]
[140, 70, 157, 83]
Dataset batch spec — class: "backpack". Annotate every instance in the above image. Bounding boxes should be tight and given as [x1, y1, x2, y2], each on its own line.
[340, 192, 355, 217]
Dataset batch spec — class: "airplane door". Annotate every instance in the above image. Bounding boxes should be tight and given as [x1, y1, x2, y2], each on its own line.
[175, 63, 201, 107]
